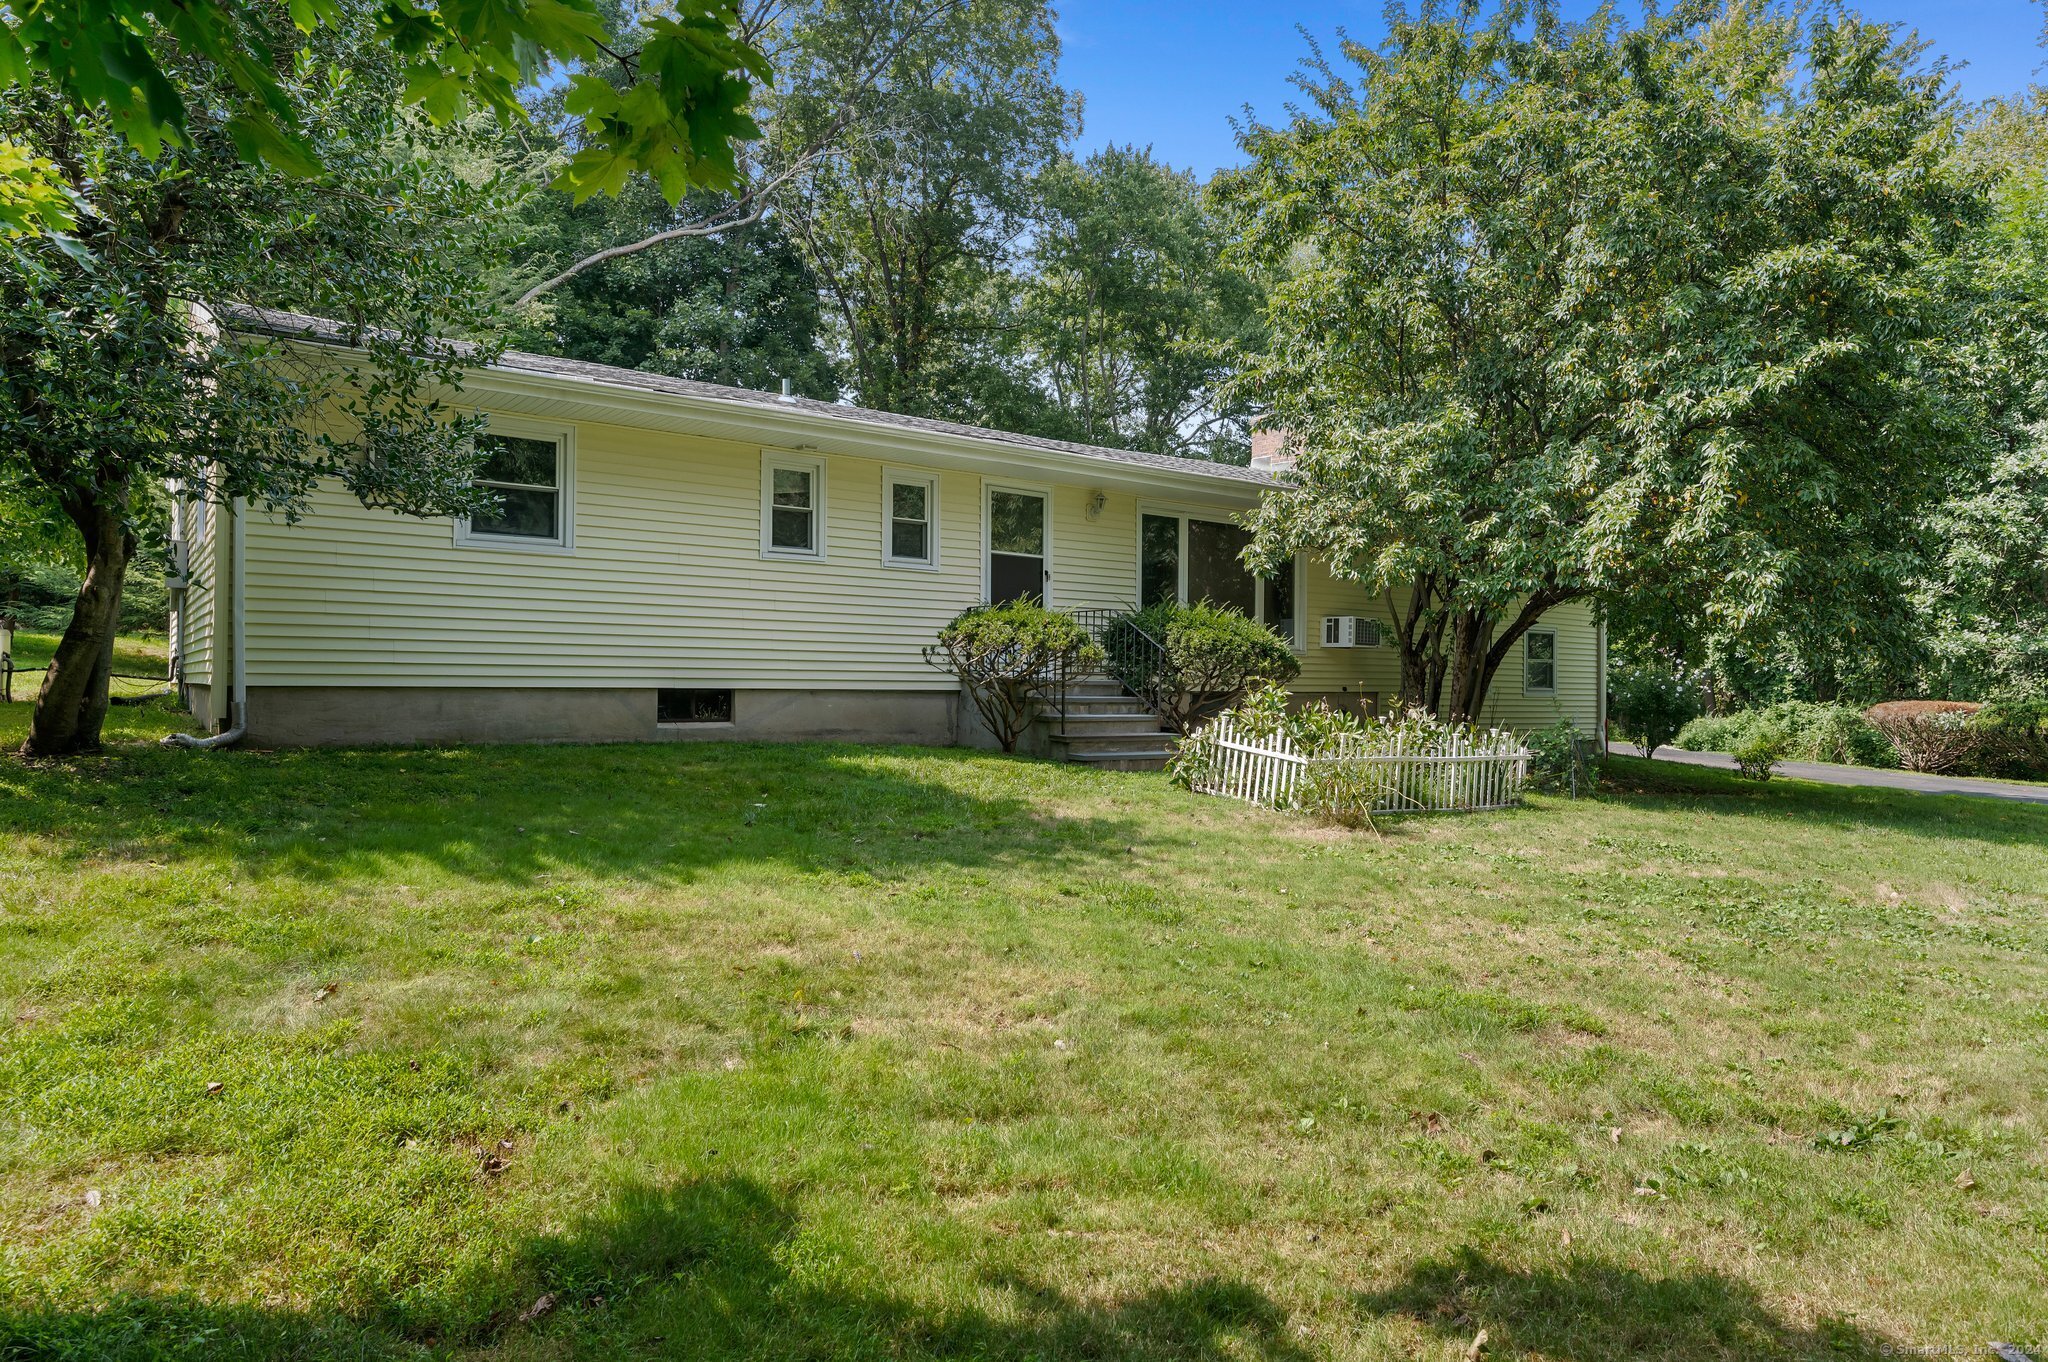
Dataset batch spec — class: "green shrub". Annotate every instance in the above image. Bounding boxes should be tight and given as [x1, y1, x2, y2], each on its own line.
[1609, 663, 1703, 757]
[1971, 700, 2048, 780]
[1730, 723, 1790, 780]
[1525, 718, 1598, 795]
[1675, 703, 1895, 768]
[1674, 712, 1746, 753]
[1115, 601, 1300, 735]
[925, 604, 1101, 753]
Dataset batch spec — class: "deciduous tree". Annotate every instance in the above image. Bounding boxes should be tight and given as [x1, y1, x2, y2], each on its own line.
[1227, 0, 1991, 720]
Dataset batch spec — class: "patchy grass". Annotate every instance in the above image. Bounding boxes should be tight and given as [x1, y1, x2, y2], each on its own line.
[1, 698, 2045, 1360]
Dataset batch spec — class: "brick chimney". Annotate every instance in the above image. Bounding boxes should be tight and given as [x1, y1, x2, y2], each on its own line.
[1249, 426, 1296, 476]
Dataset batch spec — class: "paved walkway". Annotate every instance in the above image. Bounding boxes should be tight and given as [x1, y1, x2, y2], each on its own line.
[1607, 743, 2048, 806]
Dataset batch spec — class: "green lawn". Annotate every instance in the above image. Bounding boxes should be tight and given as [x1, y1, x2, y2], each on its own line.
[4, 631, 172, 703]
[2, 696, 2045, 1360]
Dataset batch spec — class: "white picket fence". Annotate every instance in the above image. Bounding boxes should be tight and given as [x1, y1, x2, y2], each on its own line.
[1190, 715, 1531, 817]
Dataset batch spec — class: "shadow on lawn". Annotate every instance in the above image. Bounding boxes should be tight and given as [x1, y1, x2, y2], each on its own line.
[1601, 754, 2048, 854]
[0, 738, 1158, 886]
[1356, 1247, 1900, 1360]
[0, 1176, 1315, 1361]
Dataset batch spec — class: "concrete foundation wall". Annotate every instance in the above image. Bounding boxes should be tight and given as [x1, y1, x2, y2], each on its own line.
[185, 683, 218, 731]
[237, 685, 961, 748]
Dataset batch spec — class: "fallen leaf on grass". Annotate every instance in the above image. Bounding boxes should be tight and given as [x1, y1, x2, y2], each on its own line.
[313, 983, 338, 1003]
[204, 1081, 224, 1098]
[1466, 1327, 1490, 1360]
[518, 1293, 556, 1324]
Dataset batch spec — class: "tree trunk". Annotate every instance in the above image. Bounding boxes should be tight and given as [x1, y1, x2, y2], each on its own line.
[22, 489, 134, 758]
[1443, 610, 1498, 722]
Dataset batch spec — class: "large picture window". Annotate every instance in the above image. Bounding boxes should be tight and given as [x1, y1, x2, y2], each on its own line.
[762, 452, 826, 559]
[458, 425, 572, 550]
[1138, 508, 1301, 647]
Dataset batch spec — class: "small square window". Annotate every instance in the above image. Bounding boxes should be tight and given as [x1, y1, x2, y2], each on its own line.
[458, 425, 572, 550]
[658, 688, 734, 724]
[763, 454, 825, 558]
[1525, 630, 1557, 695]
[883, 470, 937, 567]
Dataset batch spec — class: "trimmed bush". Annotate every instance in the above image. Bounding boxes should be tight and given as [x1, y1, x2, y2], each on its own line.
[1731, 723, 1790, 780]
[1864, 701, 1983, 775]
[1609, 663, 1703, 758]
[1114, 601, 1300, 735]
[925, 604, 1101, 753]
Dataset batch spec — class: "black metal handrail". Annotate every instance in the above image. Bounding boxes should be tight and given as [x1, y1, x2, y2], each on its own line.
[1050, 606, 1169, 735]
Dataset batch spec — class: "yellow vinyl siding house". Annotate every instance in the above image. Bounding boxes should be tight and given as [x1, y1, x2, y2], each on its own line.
[170, 312, 1605, 751]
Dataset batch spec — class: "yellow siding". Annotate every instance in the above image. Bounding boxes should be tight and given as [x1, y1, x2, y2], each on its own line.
[1297, 564, 1602, 734]
[180, 495, 218, 687]
[1052, 485, 1141, 611]
[242, 416, 1216, 689]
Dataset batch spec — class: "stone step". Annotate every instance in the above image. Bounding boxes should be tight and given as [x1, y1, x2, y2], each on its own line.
[1059, 682, 1133, 700]
[1060, 749, 1174, 772]
[1052, 695, 1150, 716]
[1050, 730, 1177, 757]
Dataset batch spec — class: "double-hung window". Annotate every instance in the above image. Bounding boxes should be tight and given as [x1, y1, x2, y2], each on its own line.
[762, 452, 826, 559]
[883, 469, 938, 568]
[1524, 630, 1557, 694]
[459, 425, 571, 550]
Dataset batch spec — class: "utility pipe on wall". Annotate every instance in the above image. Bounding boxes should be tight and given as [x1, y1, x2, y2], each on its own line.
[164, 495, 247, 751]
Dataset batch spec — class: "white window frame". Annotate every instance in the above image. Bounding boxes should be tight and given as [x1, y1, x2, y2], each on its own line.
[983, 480, 1054, 606]
[881, 467, 940, 570]
[1258, 552, 1307, 652]
[1135, 501, 1302, 650]
[761, 450, 827, 561]
[454, 417, 576, 554]
[1524, 628, 1558, 695]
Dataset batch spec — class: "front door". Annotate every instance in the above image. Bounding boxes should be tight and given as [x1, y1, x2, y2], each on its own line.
[987, 486, 1049, 604]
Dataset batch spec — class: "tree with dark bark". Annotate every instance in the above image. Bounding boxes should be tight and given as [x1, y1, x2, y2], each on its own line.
[1, 13, 512, 757]
[1225, 1, 1992, 720]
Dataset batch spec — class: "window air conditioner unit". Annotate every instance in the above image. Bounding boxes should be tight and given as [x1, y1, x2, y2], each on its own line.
[1321, 616, 1383, 648]
[164, 541, 190, 589]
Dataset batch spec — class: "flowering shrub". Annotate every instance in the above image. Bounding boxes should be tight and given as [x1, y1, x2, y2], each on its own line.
[1608, 663, 1703, 758]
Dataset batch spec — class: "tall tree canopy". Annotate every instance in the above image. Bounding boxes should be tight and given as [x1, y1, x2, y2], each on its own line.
[766, 0, 1075, 415]
[1, 6, 515, 755]
[1226, 0, 1994, 720]
[509, 183, 839, 396]
[1005, 146, 1263, 459]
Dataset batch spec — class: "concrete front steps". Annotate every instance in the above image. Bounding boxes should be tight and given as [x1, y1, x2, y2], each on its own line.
[1037, 675, 1177, 771]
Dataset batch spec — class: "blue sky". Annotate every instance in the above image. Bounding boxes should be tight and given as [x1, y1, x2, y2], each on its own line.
[1057, 0, 2043, 178]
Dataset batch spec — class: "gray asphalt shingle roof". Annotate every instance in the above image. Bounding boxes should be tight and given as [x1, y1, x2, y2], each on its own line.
[232, 307, 1276, 489]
